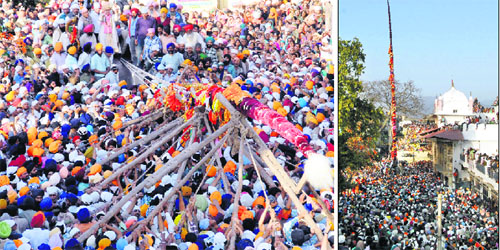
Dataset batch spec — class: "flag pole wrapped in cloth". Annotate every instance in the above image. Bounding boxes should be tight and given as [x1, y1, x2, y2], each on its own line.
[222, 83, 333, 190]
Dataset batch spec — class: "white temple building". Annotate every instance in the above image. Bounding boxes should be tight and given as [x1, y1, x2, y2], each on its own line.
[423, 81, 498, 200]
[434, 80, 474, 126]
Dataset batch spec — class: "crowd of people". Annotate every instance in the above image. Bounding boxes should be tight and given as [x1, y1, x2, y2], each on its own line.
[464, 148, 499, 180]
[0, 0, 335, 249]
[472, 97, 498, 114]
[339, 161, 499, 250]
[396, 122, 436, 152]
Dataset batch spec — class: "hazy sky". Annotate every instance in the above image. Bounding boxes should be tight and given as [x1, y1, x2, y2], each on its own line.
[339, 0, 498, 104]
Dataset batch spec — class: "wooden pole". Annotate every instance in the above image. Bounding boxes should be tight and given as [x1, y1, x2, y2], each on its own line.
[242, 150, 277, 189]
[167, 122, 200, 213]
[78, 120, 235, 242]
[229, 129, 247, 249]
[203, 116, 231, 194]
[437, 193, 443, 250]
[98, 117, 183, 166]
[215, 93, 324, 241]
[126, 130, 233, 240]
[98, 115, 199, 188]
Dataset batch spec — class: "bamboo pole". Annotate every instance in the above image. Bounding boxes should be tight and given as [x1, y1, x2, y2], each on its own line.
[98, 115, 199, 188]
[242, 150, 277, 189]
[78, 120, 235, 242]
[122, 110, 164, 127]
[203, 116, 231, 194]
[98, 117, 183, 166]
[166, 121, 199, 213]
[229, 129, 247, 249]
[125, 130, 233, 240]
[215, 93, 324, 241]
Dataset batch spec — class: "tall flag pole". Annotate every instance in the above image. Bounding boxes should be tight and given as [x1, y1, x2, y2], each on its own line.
[387, 0, 397, 162]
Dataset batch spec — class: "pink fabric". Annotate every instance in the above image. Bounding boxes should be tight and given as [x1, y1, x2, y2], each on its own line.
[238, 97, 313, 156]
[103, 14, 113, 34]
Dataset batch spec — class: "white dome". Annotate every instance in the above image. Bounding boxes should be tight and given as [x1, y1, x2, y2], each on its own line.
[436, 85, 472, 115]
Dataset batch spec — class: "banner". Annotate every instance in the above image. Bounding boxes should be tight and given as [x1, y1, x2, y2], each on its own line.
[171, 0, 218, 12]
[227, 0, 260, 9]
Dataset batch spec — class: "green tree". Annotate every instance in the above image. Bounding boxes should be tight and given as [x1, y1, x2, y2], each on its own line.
[339, 38, 384, 189]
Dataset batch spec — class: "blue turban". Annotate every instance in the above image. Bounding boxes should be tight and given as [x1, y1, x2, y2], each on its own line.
[105, 46, 114, 54]
[66, 193, 78, 204]
[17, 195, 27, 207]
[205, 36, 215, 43]
[38, 243, 51, 250]
[40, 197, 53, 211]
[116, 134, 125, 146]
[86, 124, 94, 134]
[169, 3, 177, 9]
[23, 37, 32, 44]
[61, 124, 71, 138]
[298, 98, 307, 108]
[45, 159, 57, 170]
[3, 241, 17, 250]
[14, 59, 24, 66]
[116, 238, 128, 250]
[65, 239, 80, 248]
[166, 42, 175, 49]
[199, 218, 210, 230]
[44, 211, 54, 221]
[82, 64, 90, 72]
[237, 239, 254, 250]
[118, 154, 126, 163]
[77, 207, 90, 223]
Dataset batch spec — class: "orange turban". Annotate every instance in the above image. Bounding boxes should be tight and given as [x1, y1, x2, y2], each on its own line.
[316, 113, 325, 122]
[16, 167, 27, 177]
[44, 138, 54, 148]
[140, 204, 149, 217]
[89, 164, 102, 176]
[112, 120, 123, 130]
[54, 42, 63, 52]
[28, 177, 40, 185]
[206, 165, 217, 177]
[32, 139, 43, 148]
[0, 175, 10, 187]
[210, 191, 222, 205]
[252, 196, 265, 208]
[38, 131, 49, 140]
[208, 204, 218, 217]
[49, 140, 62, 153]
[223, 161, 236, 175]
[19, 186, 30, 197]
[277, 107, 288, 116]
[306, 80, 314, 90]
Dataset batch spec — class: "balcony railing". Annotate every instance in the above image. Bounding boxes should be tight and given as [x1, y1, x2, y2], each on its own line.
[488, 168, 499, 182]
[476, 164, 486, 174]
[460, 153, 465, 161]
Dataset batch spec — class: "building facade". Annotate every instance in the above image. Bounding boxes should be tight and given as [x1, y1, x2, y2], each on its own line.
[424, 83, 498, 203]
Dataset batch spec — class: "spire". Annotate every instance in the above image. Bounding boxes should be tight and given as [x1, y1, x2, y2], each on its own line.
[451, 79, 454, 88]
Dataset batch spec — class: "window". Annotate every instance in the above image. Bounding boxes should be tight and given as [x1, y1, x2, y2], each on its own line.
[453, 109, 458, 113]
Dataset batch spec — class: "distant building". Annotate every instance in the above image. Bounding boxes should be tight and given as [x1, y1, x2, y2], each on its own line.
[433, 80, 474, 126]
[422, 83, 498, 203]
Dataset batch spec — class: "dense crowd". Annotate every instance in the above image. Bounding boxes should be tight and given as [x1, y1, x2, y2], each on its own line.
[339, 161, 499, 250]
[0, 0, 334, 249]
[396, 122, 435, 152]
